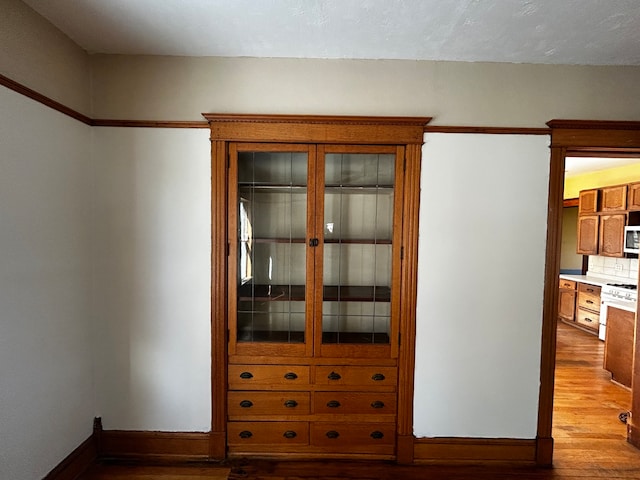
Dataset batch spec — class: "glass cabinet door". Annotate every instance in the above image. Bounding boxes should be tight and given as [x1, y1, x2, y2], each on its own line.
[317, 146, 402, 357]
[229, 144, 314, 357]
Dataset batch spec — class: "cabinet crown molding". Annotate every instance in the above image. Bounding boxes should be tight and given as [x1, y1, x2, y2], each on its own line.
[203, 113, 431, 144]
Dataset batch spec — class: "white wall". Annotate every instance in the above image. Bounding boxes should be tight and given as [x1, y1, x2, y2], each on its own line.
[0, 87, 93, 479]
[92, 128, 211, 431]
[90, 55, 640, 125]
[414, 133, 550, 438]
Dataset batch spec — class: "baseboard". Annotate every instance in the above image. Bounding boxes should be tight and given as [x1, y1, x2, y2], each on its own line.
[99, 430, 212, 461]
[413, 437, 537, 465]
[43, 433, 97, 480]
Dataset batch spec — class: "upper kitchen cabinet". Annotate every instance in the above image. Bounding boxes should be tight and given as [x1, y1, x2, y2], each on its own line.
[598, 214, 627, 257]
[600, 185, 627, 212]
[576, 185, 631, 257]
[576, 215, 599, 255]
[578, 189, 599, 215]
[628, 182, 640, 211]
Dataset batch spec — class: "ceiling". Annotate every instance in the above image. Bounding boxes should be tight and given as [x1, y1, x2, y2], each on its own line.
[21, 0, 640, 65]
[565, 157, 640, 178]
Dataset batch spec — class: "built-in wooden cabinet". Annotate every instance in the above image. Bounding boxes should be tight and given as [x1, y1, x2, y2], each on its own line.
[206, 114, 429, 460]
[558, 279, 576, 323]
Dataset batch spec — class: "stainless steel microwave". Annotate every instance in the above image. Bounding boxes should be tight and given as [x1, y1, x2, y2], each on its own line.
[624, 225, 640, 254]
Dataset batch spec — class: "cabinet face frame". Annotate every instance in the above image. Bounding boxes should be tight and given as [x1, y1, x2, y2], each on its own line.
[206, 114, 430, 460]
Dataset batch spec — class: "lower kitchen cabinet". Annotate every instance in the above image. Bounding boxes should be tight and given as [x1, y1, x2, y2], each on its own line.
[558, 279, 576, 323]
[604, 306, 634, 388]
[575, 282, 601, 334]
[558, 278, 600, 336]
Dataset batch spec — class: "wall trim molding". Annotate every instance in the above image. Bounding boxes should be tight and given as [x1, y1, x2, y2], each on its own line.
[0, 73, 92, 125]
[99, 430, 212, 461]
[42, 433, 97, 480]
[413, 437, 537, 465]
[92, 119, 208, 128]
[2, 72, 554, 134]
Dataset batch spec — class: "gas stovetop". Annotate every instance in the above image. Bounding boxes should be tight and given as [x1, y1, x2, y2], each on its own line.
[603, 283, 638, 302]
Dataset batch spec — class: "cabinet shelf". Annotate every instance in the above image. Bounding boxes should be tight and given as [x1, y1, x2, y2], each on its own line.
[238, 284, 391, 302]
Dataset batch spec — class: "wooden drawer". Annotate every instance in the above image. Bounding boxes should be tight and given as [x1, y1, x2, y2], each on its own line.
[577, 283, 601, 312]
[559, 278, 576, 290]
[227, 421, 308, 446]
[310, 422, 395, 454]
[314, 366, 397, 388]
[576, 308, 600, 331]
[313, 392, 396, 416]
[228, 365, 310, 390]
[228, 391, 310, 416]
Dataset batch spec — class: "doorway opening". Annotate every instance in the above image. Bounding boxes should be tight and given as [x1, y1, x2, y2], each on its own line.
[537, 119, 640, 466]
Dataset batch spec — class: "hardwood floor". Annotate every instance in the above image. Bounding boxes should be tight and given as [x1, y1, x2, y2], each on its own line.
[79, 322, 640, 479]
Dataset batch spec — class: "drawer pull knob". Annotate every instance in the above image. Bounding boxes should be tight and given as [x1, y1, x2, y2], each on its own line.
[239, 372, 253, 379]
[585, 317, 593, 323]
[371, 373, 386, 381]
[327, 371, 342, 380]
[239, 430, 253, 439]
[370, 401, 385, 409]
[370, 431, 384, 439]
[283, 430, 297, 439]
[284, 400, 298, 408]
[586, 300, 594, 304]
[326, 430, 340, 439]
[284, 372, 298, 380]
[239, 400, 253, 408]
[326, 400, 341, 408]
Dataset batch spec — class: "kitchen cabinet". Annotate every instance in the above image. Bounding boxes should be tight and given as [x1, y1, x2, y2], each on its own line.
[604, 306, 634, 388]
[600, 185, 627, 212]
[558, 279, 577, 323]
[575, 282, 601, 333]
[206, 114, 429, 460]
[578, 189, 599, 215]
[576, 215, 599, 255]
[576, 186, 627, 257]
[598, 214, 627, 257]
[628, 182, 640, 211]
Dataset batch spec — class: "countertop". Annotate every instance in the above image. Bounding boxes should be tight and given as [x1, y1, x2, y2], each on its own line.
[560, 274, 637, 312]
[559, 274, 634, 288]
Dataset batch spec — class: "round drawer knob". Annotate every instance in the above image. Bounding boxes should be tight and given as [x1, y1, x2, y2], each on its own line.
[283, 430, 297, 439]
[326, 400, 341, 408]
[239, 430, 253, 439]
[370, 431, 384, 439]
[326, 430, 340, 439]
[239, 400, 254, 408]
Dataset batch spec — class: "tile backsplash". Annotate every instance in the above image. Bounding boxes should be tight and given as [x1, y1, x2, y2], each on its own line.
[588, 255, 639, 283]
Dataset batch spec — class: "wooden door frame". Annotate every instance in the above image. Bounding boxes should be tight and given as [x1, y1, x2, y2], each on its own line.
[204, 114, 431, 460]
[537, 120, 640, 466]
